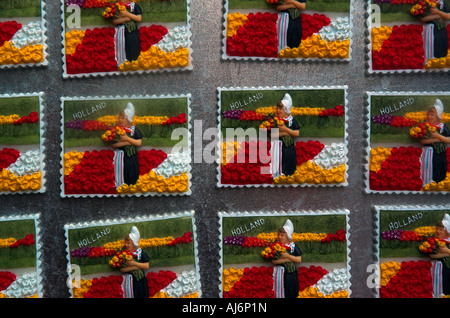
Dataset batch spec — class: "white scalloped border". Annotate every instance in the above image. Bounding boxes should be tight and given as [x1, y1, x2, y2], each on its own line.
[0, 92, 46, 195]
[60, 0, 193, 78]
[59, 94, 192, 198]
[0, 1, 49, 69]
[221, 0, 354, 62]
[64, 210, 201, 298]
[0, 213, 43, 298]
[218, 209, 352, 298]
[373, 204, 450, 298]
[364, 1, 449, 74]
[364, 90, 450, 194]
[216, 85, 349, 188]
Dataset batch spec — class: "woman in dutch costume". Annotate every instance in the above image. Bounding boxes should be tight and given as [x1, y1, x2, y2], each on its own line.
[272, 219, 302, 298]
[121, 226, 150, 298]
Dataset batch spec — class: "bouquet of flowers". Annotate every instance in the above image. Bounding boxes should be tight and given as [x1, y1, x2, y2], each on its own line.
[410, 0, 445, 29]
[410, 122, 445, 153]
[102, 2, 136, 33]
[259, 114, 284, 131]
[261, 242, 296, 272]
[259, 114, 294, 147]
[102, 125, 131, 142]
[102, 126, 136, 157]
[419, 237, 450, 267]
[109, 250, 145, 280]
[409, 122, 437, 139]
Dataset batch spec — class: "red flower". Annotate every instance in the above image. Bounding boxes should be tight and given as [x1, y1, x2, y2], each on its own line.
[0, 148, 20, 171]
[0, 271, 17, 291]
[380, 260, 432, 298]
[221, 141, 273, 185]
[301, 14, 331, 40]
[13, 112, 39, 125]
[137, 149, 167, 175]
[139, 25, 168, 52]
[295, 140, 324, 166]
[66, 28, 118, 74]
[224, 266, 274, 298]
[9, 234, 35, 248]
[168, 232, 192, 246]
[64, 150, 116, 195]
[370, 146, 422, 191]
[372, 24, 424, 70]
[162, 113, 187, 126]
[318, 105, 344, 117]
[0, 21, 22, 47]
[227, 12, 278, 58]
[147, 270, 177, 297]
[83, 275, 124, 298]
[321, 229, 346, 243]
[297, 265, 328, 291]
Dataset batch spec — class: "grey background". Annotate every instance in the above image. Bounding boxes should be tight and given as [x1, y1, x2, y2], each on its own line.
[0, 0, 449, 298]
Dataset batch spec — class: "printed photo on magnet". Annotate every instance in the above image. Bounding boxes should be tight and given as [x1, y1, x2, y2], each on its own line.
[219, 210, 351, 298]
[222, 0, 353, 61]
[374, 205, 450, 298]
[365, 91, 450, 193]
[65, 211, 201, 298]
[367, 0, 450, 73]
[0, 93, 46, 194]
[61, 0, 192, 77]
[217, 86, 348, 188]
[60, 95, 191, 197]
[0, 0, 48, 68]
[0, 214, 43, 298]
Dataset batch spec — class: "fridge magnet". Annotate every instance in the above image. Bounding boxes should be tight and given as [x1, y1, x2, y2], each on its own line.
[60, 95, 191, 197]
[223, 0, 353, 61]
[219, 210, 351, 298]
[365, 91, 450, 193]
[217, 86, 348, 188]
[0, 0, 48, 68]
[0, 214, 42, 298]
[374, 205, 450, 298]
[65, 211, 201, 298]
[0, 93, 46, 194]
[61, 0, 192, 77]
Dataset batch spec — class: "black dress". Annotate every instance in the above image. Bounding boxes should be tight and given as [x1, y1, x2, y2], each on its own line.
[283, 0, 305, 48]
[425, 125, 450, 183]
[120, 126, 142, 185]
[124, 3, 142, 61]
[431, 2, 449, 58]
[132, 250, 149, 298]
[281, 118, 300, 176]
[283, 244, 302, 298]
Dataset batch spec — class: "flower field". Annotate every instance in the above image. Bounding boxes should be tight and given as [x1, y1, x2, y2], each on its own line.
[226, 11, 350, 59]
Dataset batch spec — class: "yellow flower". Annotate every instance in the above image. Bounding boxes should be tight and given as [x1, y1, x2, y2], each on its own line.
[279, 35, 349, 59]
[119, 47, 189, 72]
[371, 26, 393, 51]
[380, 261, 401, 287]
[0, 114, 20, 124]
[64, 151, 84, 176]
[369, 147, 391, 172]
[227, 13, 248, 37]
[414, 226, 436, 237]
[0, 42, 44, 65]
